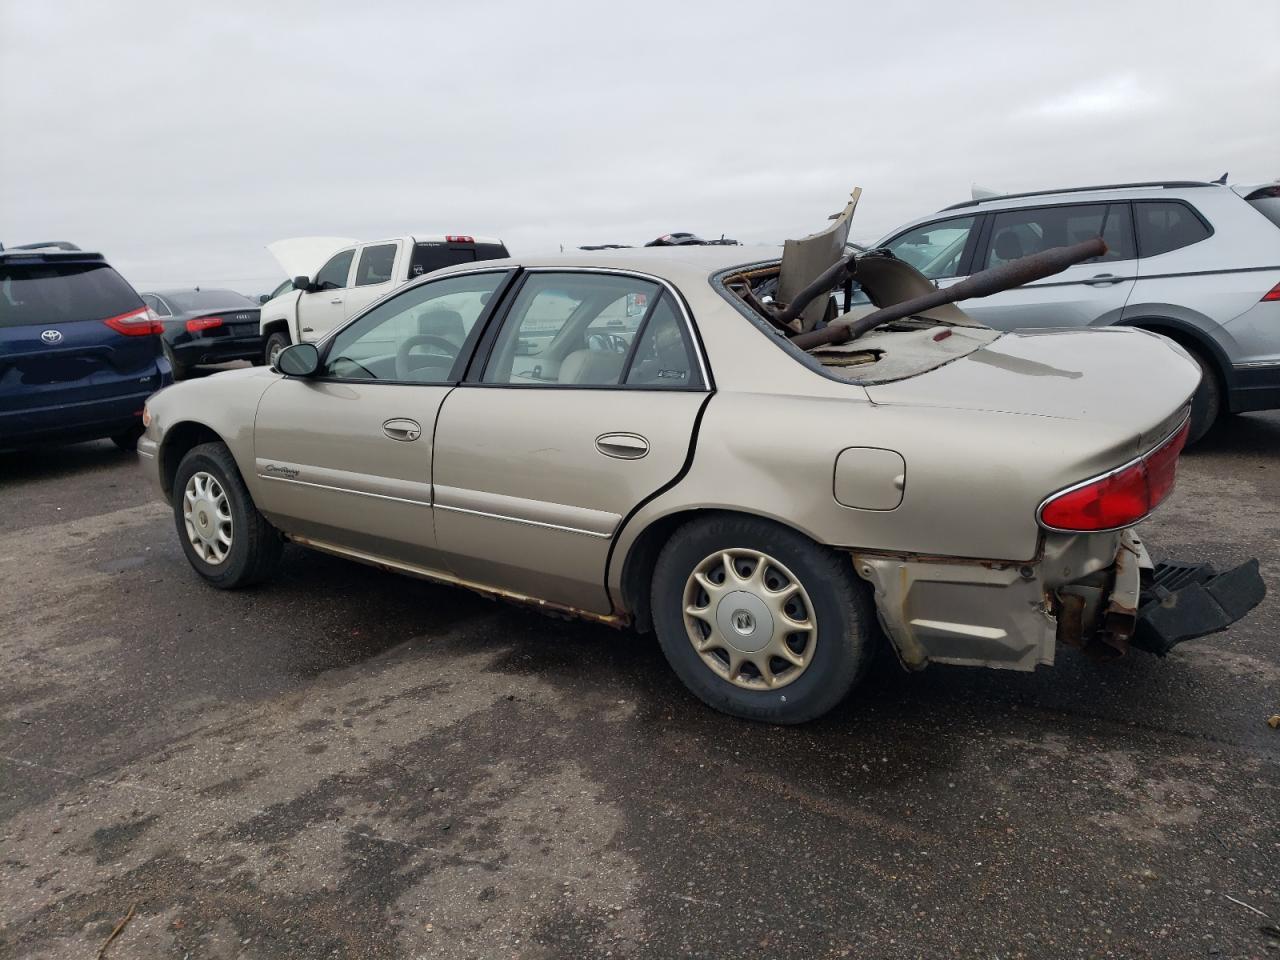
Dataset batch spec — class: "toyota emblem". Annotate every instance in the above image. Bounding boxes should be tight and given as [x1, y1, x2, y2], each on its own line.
[40, 329, 63, 344]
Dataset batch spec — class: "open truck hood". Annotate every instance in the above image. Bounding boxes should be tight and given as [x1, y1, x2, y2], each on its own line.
[865, 327, 1200, 450]
[266, 236, 355, 280]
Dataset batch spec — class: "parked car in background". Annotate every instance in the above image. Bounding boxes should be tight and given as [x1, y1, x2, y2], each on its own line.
[259, 234, 509, 366]
[0, 241, 169, 450]
[140, 288, 263, 380]
[867, 180, 1280, 442]
[138, 244, 1261, 724]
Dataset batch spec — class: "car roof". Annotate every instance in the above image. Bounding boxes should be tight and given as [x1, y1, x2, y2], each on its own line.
[430, 244, 777, 284]
[876, 181, 1239, 243]
[145, 288, 247, 297]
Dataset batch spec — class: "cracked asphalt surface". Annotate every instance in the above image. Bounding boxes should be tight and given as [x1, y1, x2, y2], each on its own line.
[1, 411, 1278, 959]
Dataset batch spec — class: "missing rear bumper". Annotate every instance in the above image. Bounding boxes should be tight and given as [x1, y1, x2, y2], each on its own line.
[1131, 558, 1266, 656]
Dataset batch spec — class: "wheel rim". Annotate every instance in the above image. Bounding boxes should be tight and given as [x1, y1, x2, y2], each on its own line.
[268, 338, 285, 365]
[682, 548, 817, 690]
[182, 471, 233, 565]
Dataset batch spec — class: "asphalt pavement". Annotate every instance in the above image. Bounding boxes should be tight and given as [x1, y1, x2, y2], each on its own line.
[1, 411, 1278, 959]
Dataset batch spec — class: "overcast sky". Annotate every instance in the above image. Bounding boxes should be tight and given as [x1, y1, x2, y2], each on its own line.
[3, 1, 1277, 292]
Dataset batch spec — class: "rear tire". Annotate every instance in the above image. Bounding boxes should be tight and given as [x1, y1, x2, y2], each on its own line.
[650, 514, 876, 724]
[110, 426, 143, 452]
[163, 340, 192, 381]
[173, 442, 282, 589]
[264, 331, 291, 368]
[1185, 347, 1222, 445]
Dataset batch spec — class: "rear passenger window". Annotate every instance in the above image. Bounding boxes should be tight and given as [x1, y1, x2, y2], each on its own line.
[624, 295, 699, 389]
[354, 244, 397, 286]
[1135, 201, 1212, 257]
[984, 204, 1133, 268]
[482, 273, 661, 386]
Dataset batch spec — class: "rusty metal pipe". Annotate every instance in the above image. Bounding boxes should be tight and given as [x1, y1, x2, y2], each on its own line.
[766, 252, 859, 327]
[792, 237, 1107, 351]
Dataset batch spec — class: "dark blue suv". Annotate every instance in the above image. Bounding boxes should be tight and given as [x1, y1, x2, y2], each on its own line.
[0, 242, 171, 451]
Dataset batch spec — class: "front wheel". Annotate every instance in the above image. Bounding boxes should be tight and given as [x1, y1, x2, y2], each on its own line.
[172, 442, 282, 588]
[263, 331, 291, 368]
[651, 514, 876, 724]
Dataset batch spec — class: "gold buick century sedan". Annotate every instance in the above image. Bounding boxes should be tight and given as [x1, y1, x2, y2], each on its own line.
[138, 237, 1264, 723]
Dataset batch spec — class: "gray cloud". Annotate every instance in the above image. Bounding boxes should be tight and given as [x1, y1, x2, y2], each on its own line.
[2, 0, 1277, 292]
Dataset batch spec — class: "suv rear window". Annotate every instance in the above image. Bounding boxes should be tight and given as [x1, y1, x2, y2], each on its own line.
[0, 261, 143, 328]
[1134, 201, 1212, 257]
[409, 242, 510, 279]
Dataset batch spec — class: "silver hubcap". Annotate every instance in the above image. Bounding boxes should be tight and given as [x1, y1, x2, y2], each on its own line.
[683, 549, 817, 690]
[269, 340, 285, 365]
[183, 471, 233, 565]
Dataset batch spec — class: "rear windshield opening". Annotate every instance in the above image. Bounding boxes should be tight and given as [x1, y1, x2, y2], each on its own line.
[164, 289, 259, 313]
[409, 242, 509, 278]
[0, 262, 143, 328]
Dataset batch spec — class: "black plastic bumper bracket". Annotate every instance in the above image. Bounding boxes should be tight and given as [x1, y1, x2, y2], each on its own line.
[1131, 558, 1266, 656]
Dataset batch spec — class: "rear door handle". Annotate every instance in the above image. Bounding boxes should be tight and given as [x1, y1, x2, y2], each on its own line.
[595, 432, 649, 459]
[329, 297, 343, 304]
[383, 418, 422, 442]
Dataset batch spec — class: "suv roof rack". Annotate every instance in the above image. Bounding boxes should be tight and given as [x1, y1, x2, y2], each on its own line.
[941, 181, 1215, 211]
[9, 241, 83, 252]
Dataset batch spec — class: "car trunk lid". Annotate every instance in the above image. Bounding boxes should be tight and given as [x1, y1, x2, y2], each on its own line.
[863, 327, 1199, 451]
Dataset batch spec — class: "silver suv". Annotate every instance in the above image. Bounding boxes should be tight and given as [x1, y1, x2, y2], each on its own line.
[873, 180, 1280, 441]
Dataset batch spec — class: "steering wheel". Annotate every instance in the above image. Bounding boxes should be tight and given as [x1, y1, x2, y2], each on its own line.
[396, 335, 459, 380]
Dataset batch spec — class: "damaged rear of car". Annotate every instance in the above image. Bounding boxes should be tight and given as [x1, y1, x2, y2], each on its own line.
[711, 191, 1264, 676]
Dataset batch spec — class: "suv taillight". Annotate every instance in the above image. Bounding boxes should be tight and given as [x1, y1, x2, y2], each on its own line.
[1262, 281, 1280, 303]
[103, 307, 164, 336]
[1038, 419, 1190, 532]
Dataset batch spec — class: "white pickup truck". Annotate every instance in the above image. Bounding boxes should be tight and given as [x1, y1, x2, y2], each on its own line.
[259, 234, 509, 365]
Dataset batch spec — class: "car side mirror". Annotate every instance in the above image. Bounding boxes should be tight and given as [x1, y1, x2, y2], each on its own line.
[258, 294, 270, 304]
[292, 275, 312, 292]
[275, 342, 320, 377]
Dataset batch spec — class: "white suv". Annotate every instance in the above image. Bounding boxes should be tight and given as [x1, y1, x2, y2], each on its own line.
[872, 180, 1280, 441]
[260, 234, 508, 365]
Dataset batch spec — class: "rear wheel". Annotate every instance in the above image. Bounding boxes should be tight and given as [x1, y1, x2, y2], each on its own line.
[264, 331, 291, 368]
[1185, 346, 1222, 445]
[173, 442, 282, 588]
[110, 426, 143, 452]
[651, 514, 876, 724]
[163, 340, 192, 380]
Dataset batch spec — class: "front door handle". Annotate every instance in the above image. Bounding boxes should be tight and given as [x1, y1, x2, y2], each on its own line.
[329, 297, 343, 304]
[1083, 273, 1125, 286]
[383, 418, 422, 442]
[596, 432, 649, 459]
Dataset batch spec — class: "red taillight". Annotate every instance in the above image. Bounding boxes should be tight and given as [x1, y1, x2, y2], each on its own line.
[103, 307, 164, 336]
[186, 316, 224, 333]
[1038, 420, 1189, 532]
[1261, 282, 1280, 302]
[445, 235, 474, 243]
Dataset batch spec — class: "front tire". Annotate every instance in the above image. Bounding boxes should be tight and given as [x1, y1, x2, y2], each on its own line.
[173, 442, 282, 588]
[651, 514, 876, 724]
[264, 331, 291, 368]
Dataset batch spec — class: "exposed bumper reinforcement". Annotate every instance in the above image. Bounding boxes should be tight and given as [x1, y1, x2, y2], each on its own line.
[1131, 558, 1266, 656]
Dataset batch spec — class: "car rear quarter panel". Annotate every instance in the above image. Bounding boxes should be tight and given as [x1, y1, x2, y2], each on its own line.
[609, 391, 1148, 603]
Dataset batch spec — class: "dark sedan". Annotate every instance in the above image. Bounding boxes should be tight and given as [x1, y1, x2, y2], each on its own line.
[140, 289, 263, 379]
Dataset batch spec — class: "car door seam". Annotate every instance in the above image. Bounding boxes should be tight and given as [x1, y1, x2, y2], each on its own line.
[602, 390, 715, 612]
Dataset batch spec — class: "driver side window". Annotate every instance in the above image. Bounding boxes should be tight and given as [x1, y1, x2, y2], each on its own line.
[314, 250, 355, 291]
[882, 215, 976, 280]
[322, 272, 505, 384]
